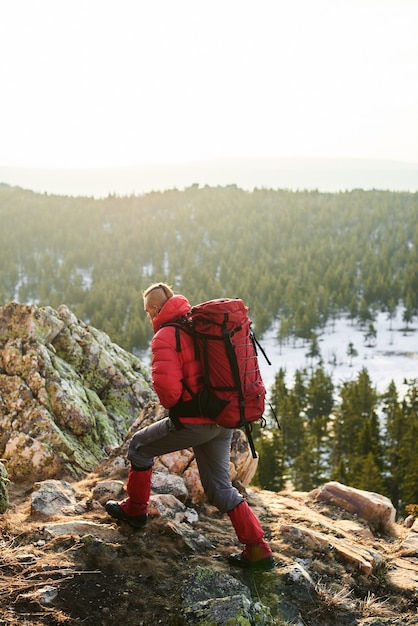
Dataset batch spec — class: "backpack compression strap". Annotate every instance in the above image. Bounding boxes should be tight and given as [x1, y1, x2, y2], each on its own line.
[221, 323, 258, 459]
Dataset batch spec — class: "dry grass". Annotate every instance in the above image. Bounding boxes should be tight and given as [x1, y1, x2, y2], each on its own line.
[358, 591, 397, 618]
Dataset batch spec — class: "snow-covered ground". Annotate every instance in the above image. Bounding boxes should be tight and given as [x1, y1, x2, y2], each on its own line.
[258, 309, 417, 398]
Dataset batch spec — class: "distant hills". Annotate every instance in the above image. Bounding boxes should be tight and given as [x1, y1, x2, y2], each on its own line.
[1, 157, 417, 198]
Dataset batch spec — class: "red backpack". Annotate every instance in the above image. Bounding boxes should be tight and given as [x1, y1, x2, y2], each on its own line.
[165, 298, 270, 458]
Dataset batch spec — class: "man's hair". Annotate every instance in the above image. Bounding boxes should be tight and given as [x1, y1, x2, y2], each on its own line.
[143, 283, 174, 299]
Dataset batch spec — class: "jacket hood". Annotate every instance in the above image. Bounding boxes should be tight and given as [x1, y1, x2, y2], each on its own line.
[152, 294, 191, 333]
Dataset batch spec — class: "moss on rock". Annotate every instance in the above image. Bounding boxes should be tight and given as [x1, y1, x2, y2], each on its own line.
[0, 302, 154, 482]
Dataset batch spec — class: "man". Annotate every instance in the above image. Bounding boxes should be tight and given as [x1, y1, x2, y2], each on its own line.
[105, 283, 274, 570]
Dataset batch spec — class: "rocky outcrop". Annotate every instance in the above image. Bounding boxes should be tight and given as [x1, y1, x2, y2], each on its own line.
[0, 302, 154, 481]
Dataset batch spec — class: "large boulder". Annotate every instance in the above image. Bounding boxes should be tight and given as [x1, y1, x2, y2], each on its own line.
[0, 302, 154, 481]
[311, 481, 396, 531]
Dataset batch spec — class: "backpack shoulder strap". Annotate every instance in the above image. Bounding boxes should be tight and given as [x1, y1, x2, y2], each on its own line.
[161, 317, 198, 356]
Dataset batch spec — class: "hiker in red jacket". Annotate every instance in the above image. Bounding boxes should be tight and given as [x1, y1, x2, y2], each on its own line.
[105, 282, 274, 570]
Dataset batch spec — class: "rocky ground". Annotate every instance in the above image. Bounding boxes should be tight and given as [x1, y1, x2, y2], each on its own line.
[0, 475, 417, 626]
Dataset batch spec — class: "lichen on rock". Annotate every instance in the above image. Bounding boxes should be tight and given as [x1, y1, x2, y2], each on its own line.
[0, 302, 155, 482]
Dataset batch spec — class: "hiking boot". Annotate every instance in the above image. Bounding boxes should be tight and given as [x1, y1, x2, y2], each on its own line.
[228, 552, 275, 571]
[105, 500, 147, 528]
[227, 501, 274, 571]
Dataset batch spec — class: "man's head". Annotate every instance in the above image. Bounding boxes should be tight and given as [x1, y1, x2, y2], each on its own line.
[143, 283, 174, 321]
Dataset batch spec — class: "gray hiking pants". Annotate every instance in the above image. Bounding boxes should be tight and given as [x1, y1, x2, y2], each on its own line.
[127, 417, 243, 514]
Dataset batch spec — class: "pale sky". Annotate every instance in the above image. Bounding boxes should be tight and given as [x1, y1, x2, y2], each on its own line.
[1, 0, 418, 169]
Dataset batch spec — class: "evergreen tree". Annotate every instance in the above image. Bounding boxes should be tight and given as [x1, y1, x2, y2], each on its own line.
[347, 341, 358, 367]
[293, 432, 323, 491]
[331, 457, 349, 485]
[359, 297, 374, 326]
[286, 369, 308, 463]
[253, 427, 285, 492]
[364, 322, 377, 347]
[398, 380, 418, 507]
[305, 333, 321, 370]
[306, 367, 334, 446]
[303, 367, 334, 483]
[356, 452, 386, 494]
[329, 369, 382, 488]
[381, 381, 406, 506]
[402, 291, 415, 331]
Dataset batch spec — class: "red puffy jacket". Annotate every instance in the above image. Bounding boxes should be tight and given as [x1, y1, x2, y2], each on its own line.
[150, 294, 213, 425]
